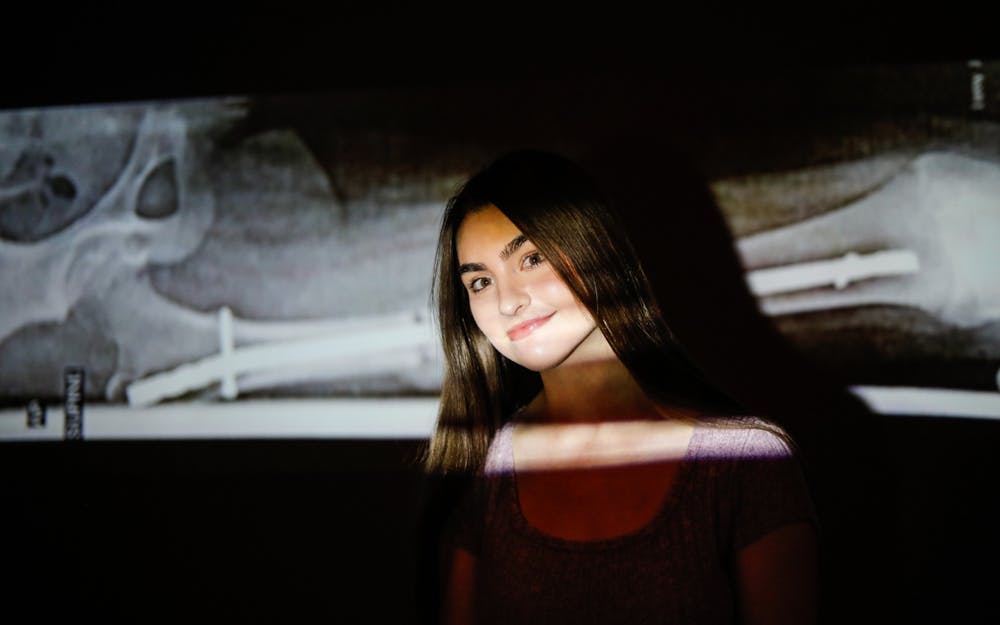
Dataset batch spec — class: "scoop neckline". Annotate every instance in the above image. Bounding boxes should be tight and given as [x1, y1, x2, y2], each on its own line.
[502, 421, 703, 550]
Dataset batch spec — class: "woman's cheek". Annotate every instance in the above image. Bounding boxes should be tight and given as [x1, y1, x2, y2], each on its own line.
[469, 299, 501, 340]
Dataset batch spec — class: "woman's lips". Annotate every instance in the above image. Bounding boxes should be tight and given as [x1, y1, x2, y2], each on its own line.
[507, 312, 555, 341]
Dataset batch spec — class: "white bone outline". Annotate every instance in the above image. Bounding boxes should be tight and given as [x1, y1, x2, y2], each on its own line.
[125, 308, 437, 407]
[745, 248, 920, 298]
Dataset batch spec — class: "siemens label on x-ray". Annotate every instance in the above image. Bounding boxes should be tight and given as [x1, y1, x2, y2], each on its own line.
[63, 367, 84, 440]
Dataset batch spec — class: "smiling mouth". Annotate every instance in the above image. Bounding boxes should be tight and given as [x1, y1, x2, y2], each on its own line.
[507, 313, 555, 341]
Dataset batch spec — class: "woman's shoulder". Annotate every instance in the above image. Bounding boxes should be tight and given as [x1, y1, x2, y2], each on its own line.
[482, 422, 516, 475]
[693, 415, 795, 460]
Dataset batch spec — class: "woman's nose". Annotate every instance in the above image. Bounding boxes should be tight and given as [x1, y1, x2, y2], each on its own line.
[498, 279, 530, 316]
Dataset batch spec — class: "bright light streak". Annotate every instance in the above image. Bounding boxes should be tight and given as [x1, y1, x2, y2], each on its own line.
[849, 385, 1000, 419]
[0, 397, 439, 441]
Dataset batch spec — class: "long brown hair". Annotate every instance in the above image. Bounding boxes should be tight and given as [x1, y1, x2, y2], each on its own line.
[424, 150, 739, 474]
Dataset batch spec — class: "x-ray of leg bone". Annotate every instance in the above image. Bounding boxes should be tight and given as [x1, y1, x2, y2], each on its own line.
[715, 150, 1000, 416]
[730, 152, 1000, 328]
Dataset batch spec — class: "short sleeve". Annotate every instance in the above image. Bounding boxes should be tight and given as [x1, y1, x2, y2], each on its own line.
[726, 424, 818, 551]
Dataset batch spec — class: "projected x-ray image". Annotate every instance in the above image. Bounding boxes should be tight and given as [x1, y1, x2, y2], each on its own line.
[3, 103, 222, 398]
[711, 134, 1000, 414]
[735, 151, 1000, 328]
[0, 99, 447, 439]
[2, 61, 998, 439]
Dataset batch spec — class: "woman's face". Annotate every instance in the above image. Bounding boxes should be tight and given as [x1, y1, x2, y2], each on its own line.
[455, 205, 609, 372]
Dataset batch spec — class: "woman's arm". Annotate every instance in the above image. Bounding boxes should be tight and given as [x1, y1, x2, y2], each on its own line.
[442, 547, 477, 625]
[736, 521, 819, 625]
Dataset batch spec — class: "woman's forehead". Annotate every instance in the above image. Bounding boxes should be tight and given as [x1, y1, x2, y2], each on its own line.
[456, 205, 524, 259]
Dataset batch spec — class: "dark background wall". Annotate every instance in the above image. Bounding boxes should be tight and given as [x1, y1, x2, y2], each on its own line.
[3, 5, 1000, 625]
[3, 3, 994, 108]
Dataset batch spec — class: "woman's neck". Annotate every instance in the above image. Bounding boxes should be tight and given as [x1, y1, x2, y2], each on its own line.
[530, 357, 659, 424]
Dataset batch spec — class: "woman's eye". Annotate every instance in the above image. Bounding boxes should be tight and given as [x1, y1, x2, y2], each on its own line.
[468, 277, 491, 293]
[522, 252, 545, 269]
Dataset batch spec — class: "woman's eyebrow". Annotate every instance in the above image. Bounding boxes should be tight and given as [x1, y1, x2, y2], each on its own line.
[499, 234, 528, 261]
[458, 235, 529, 275]
[458, 262, 486, 275]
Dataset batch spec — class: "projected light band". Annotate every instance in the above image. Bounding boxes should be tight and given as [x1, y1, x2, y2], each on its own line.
[849, 386, 1000, 420]
[0, 398, 440, 440]
[3, 386, 999, 442]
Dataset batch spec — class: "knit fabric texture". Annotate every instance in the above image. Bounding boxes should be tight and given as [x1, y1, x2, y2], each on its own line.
[447, 416, 817, 625]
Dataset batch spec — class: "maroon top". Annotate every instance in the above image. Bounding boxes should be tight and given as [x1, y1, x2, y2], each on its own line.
[448, 416, 817, 625]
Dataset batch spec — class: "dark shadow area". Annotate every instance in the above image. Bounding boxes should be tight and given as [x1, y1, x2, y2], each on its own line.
[1, 438, 428, 624]
[885, 416, 1000, 625]
[580, 139, 1000, 624]
[3, 3, 996, 109]
[576, 140, 895, 623]
[5, 418, 997, 624]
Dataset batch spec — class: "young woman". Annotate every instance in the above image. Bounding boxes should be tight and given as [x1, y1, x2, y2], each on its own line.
[423, 150, 818, 625]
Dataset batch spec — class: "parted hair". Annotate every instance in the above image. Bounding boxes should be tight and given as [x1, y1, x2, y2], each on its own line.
[424, 150, 738, 474]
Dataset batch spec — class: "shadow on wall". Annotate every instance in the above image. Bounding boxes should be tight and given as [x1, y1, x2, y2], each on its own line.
[580, 138, 897, 625]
